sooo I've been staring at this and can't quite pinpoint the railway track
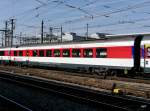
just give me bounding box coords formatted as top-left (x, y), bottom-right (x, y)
top-left (1, 65), bottom-right (150, 84)
top-left (0, 94), bottom-right (32, 111)
top-left (0, 70), bottom-right (149, 111)
top-left (60, 67), bottom-right (150, 82)
top-left (20, 66), bottom-right (150, 83)
top-left (0, 65), bottom-right (150, 98)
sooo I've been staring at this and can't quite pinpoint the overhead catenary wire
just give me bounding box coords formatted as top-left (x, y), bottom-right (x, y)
top-left (14, 0), bottom-right (113, 23)
top-left (44, 0), bottom-right (127, 23)
top-left (70, 16), bottom-right (150, 31)
top-left (34, 0), bottom-right (47, 5)
top-left (10, 0), bottom-right (58, 20)
top-left (12, 0), bottom-right (130, 24)
top-left (58, 1), bottom-right (150, 25)
top-left (3, 0), bottom-right (150, 38)
top-left (51, 0), bottom-right (93, 18)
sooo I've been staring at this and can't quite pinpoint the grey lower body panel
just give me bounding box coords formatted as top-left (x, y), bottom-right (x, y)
top-left (26, 61), bottom-right (132, 70)
top-left (0, 60), bottom-right (133, 71)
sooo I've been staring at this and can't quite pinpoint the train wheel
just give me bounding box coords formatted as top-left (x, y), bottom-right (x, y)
top-left (88, 67), bottom-right (94, 74)
top-left (110, 71), bottom-right (117, 76)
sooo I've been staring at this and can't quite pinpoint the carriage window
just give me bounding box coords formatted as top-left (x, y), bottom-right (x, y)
top-left (39, 50), bottom-right (44, 57)
top-left (96, 48), bottom-right (107, 58)
top-left (14, 51), bottom-right (17, 56)
top-left (19, 51), bottom-right (23, 56)
top-left (147, 47), bottom-right (150, 57)
top-left (54, 49), bottom-right (60, 57)
top-left (83, 49), bottom-right (93, 58)
top-left (33, 50), bottom-right (38, 57)
top-left (0, 51), bottom-right (4, 56)
top-left (63, 49), bottom-right (70, 57)
top-left (72, 49), bottom-right (81, 57)
top-left (46, 50), bottom-right (52, 57)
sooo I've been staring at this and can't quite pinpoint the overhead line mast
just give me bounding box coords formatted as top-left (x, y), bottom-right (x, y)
top-left (41, 20), bottom-right (44, 44)
top-left (11, 19), bottom-right (15, 47)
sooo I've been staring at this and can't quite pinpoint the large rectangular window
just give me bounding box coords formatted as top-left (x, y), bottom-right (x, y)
top-left (0, 51), bottom-right (4, 56)
top-left (83, 49), bottom-right (93, 58)
top-left (33, 50), bottom-right (38, 57)
top-left (72, 49), bottom-right (81, 57)
top-left (63, 49), bottom-right (70, 57)
top-left (14, 51), bottom-right (18, 56)
top-left (147, 47), bottom-right (150, 57)
top-left (19, 51), bottom-right (23, 56)
top-left (39, 50), bottom-right (44, 57)
top-left (46, 50), bottom-right (52, 57)
top-left (96, 48), bottom-right (107, 58)
top-left (54, 49), bottom-right (60, 57)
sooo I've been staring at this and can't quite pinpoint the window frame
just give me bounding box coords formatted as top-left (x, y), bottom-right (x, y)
top-left (62, 49), bottom-right (70, 57)
top-left (54, 49), bottom-right (60, 57)
top-left (39, 50), bottom-right (45, 57)
top-left (83, 48), bottom-right (93, 58)
top-left (33, 50), bottom-right (38, 57)
top-left (46, 49), bottom-right (52, 57)
top-left (14, 51), bottom-right (18, 56)
top-left (0, 51), bottom-right (4, 56)
top-left (19, 50), bottom-right (23, 56)
top-left (96, 48), bottom-right (107, 58)
top-left (72, 49), bottom-right (81, 57)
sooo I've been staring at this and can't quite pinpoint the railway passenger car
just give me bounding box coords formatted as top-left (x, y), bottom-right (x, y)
top-left (0, 34), bottom-right (150, 76)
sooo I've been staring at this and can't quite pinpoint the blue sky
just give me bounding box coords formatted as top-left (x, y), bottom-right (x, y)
top-left (0, 0), bottom-right (150, 36)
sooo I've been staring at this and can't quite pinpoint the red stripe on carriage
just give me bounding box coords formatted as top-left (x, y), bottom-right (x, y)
top-left (107, 46), bottom-right (132, 58)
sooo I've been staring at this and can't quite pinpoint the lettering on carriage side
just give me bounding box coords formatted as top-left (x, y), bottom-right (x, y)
top-left (147, 47), bottom-right (150, 57)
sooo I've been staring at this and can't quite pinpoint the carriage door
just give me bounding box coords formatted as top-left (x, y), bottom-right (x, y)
top-left (143, 44), bottom-right (150, 72)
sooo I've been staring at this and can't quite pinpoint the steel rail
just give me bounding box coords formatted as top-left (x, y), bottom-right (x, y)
top-left (0, 70), bottom-right (149, 111)
top-left (0, 94), bottom-right (33, 111)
